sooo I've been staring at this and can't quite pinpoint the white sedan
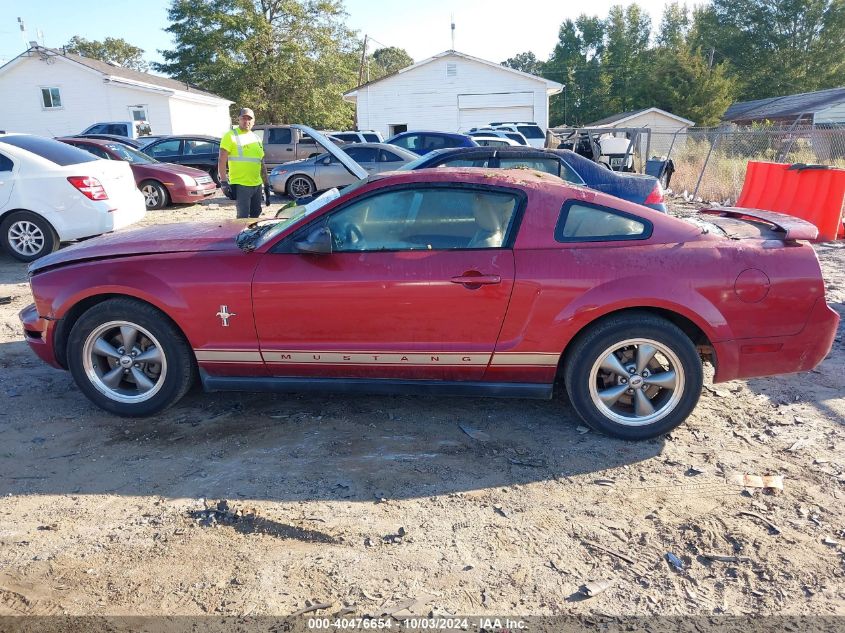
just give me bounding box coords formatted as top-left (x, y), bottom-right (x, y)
top-left (0, 134), bottom-right (146, 262)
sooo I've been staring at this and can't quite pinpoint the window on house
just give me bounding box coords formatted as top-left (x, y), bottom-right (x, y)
top-left (41, 87), bottom-right (62, 109)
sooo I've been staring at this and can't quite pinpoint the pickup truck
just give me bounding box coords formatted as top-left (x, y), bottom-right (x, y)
top-left (81, 121), bottom-right (152, 140)
top-left (252, 125), bottom-right (327, 170)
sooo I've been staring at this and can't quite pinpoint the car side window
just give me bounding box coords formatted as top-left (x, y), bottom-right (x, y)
top-left (147, 140), bottom-right (181, 156)
top-left (267, 128), bottom-right (292, 144)
top-left (363, 133), bottom-right (380, 142)
top-left (82, 145), bottom-right (112, 160)
top-left (559, 160), bottom-right (584, 184)
top-left (323, 187), bottom-right (519, 252)
top-left (555, 202), bottom-right (650, 242)
top-left (300, 133), bottom-right (317, 145)
top-left (498, 157), bottom-right (559, 176)
top-left (334, 133), bottom-right (358, 143)
top-left (345, 147), bottom-right (378, 163)
top-left (0, 152), bottom-right (13, 172)
top-left (391, 134), bottom-right (420, 150)
top-left (379, 150), bottom-right (404, 162)
top-left (438, 157), bottom-right (490, 168)
top-left (185, 140), bottom-right (217, 155)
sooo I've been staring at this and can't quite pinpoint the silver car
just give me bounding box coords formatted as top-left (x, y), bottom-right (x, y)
top-left (269, 142), bottom-right (418, 198)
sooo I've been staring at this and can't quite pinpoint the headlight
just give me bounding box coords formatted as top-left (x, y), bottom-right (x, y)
top-left (182, 176), bottom-right (197, 186)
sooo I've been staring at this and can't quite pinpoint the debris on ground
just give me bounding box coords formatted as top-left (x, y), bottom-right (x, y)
top-left (665, 552), bottom-right (685, 572)
top-left (738, 511), bottom-right (782, 535)
top-left (579, 579), bottom-right (614, 598)
top-left (729, 473), bottom-right (784, 493)
top-left (458, 423), bottom-right (491, 442)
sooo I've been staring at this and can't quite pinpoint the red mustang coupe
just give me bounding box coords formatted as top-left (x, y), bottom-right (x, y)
top-left (20, 136), bottom-right (838, 439)
top-left (57, 137), bottom-right (216, 210)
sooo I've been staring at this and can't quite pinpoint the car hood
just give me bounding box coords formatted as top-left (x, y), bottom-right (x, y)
top-left (29, 220), bottom-right (246, 273)
top-left (136, 162), bottom-right (209, 178)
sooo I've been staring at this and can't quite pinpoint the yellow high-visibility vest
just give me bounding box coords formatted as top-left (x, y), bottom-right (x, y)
top-left (221, 128), bottom-right (264, 186)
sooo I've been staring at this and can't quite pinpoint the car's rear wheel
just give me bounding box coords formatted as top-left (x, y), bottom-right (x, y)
top-left (140, 180), bottom-right (169, 210)
top-left (563, 313), bottom-right (703, 440)
top-left (1, 211), bottom-right (58, 262)
top-left (67, 298), bottom-right (195, 416)
top-left (286, 175), bottom-right (315, 199)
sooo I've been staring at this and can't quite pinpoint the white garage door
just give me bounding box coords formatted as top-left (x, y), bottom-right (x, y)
top-left (457, 92), bottom-right (535, 132)
top-left (458, 106), bottom-right (535, 132)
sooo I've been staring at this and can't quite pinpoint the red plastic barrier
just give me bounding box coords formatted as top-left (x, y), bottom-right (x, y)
top-left (736, 161), bottom-right (845, 241)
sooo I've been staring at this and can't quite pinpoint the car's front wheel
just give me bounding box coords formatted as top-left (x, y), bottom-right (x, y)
top-left (140, 180), bottom-right (170, 210)
top-left (67, 298), bottom-right (195, 416)
top-left (0, 211), bottom-right (58, 262)
top-left (563, 313), bottom-right (703, 439)
top-left (286, 175), bottom-right (315, 199)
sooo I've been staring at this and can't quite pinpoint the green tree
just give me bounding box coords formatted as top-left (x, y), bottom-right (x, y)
top-left (692, 0), bottom-right (845, 99)
top-left (64, 36), bottom-right (149, 72)
top-left (154, 0), bottom-right (359, 129)
top-left (656, 2), bottom-right (690, 48)
top-left (602, 4), bottom-right (652, 114)
top-left (642, 45), bottom-right (736, 125)
top-left (368, 46), bottom-right (413, 80)
top-left (501, 51), bottom-right (544, 75)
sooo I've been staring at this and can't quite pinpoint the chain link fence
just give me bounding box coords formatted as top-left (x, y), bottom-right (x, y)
top-left (651, 125), bottom-right (845, 204)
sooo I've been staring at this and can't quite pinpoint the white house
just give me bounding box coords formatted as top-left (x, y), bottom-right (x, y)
top-left (586, 107), bottom-right (695, 157)
top-left (343, 50), bottom-right (562, 137)
top-left (0, 46), bottom-right (233, 138)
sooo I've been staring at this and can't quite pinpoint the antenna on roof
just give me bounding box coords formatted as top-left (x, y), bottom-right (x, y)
top-left (450, 14), bottom-right (455, 50)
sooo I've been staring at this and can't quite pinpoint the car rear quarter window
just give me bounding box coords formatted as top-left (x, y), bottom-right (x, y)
top-left (363, 133), bottom-right (380, 142)
top-left (0, 135), bottom-right (97, 166)
top-left (323, 186), bottom-right (521, 252)
top-left (517, 125), bottom-right (545, 139)
top-left (0, 152), bottom-right (13, 171)
top-left (555, 201), bottom-right (651, 242)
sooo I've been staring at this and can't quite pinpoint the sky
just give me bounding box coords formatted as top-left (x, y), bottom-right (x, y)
top-left (1, 0), bottom-right (692, 68)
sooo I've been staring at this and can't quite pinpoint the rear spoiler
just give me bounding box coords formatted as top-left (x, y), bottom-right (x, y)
top-left (699, 207), bottom-right (819, 241)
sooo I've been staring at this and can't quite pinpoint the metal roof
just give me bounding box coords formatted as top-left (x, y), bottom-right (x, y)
top-left (722, 87), bottom-right (845, 122)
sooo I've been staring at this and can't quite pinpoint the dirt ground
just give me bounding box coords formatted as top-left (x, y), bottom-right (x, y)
top-left (0, 192), bottom-right (843, 619)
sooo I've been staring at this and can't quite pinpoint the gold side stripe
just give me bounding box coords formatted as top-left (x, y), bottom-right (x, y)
top-left (262, 352), bottom-right (490, 365)
top-left (489, 353), bottom-right (560, 367)
top-left (195, 350), bottom-right (263, 362)
top-left (194, 350), bottom-right (560, 367)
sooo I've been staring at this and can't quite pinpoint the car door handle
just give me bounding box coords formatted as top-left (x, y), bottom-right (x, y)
top-left (450, 274), bottom-right (501, 286)
top-left (285, 148), bottom-right (293, 151)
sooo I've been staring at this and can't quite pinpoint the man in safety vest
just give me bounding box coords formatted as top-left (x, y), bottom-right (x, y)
top-left (218, 107), bottom-right (269, 219)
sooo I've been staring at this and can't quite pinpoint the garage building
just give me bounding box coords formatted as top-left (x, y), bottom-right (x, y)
top-left (343, 50), bottom-right (562, 138)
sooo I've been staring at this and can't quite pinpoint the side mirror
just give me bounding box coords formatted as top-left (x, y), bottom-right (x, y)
top-left (320, 156), bottom-right (331, 165)
top-left (294, 227), bottom-right (332, 254)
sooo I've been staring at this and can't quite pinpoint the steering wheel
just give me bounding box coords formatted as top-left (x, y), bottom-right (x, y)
top-left (335, 222), bottom-right (365, 250)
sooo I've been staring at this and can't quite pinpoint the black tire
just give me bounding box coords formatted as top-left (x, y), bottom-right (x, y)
top-left (66, 298), bottom-right (195, 417)
top-left (140, 180), bottom-right (170, 210)
top-left (0, 211), bottom-right (58, 262)
top-left (208, 167), bottom-right (220, 185)
top-left (563, 312), bottom-right (703, 440)
top-left (286, 175), bottom-right (315, 199)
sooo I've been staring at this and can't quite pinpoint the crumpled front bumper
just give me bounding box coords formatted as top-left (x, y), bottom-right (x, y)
top-left (19, 303), bottom-right (63, 369)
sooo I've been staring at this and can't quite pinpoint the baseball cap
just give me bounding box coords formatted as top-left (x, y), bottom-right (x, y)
top-left (238, 108), bottom-right (255, 119)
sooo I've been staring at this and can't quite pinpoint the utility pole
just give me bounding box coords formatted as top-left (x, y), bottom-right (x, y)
top-left (358, 34), bottom-right (368, 87)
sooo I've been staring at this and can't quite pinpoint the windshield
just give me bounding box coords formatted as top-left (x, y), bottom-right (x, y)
top-left (236, 187), bottom-right (347, 251)
top-left (397, 153), bottom-right (438, 171)
top-left (105, 143), bottom-right (158, 164)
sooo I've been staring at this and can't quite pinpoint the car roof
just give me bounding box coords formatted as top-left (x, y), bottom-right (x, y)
top-left (57, 136), bottom-right (113, 146)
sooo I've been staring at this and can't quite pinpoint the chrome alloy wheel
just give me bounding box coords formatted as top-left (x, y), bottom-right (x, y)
top-left (588, 338), bottom-right (685, 427)
top-left (141, 183), bottom-right (162, 208)
top-left (288, 176), bottom-right (313, 198)
top-left (7, 219), bottom-right (45, 257)
top-left (81, 320), bottom-right (168, 404)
